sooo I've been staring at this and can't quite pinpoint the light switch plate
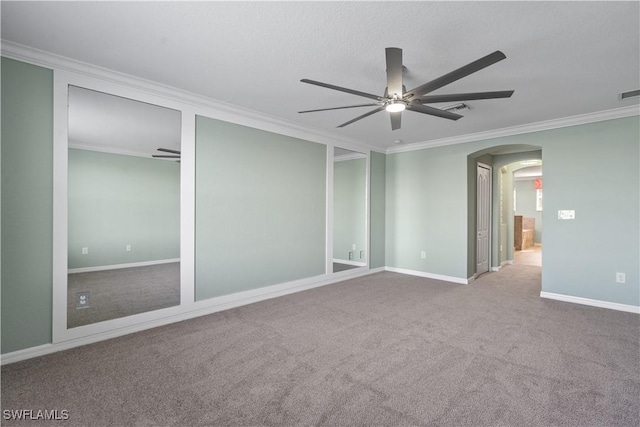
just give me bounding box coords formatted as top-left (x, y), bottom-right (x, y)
top-left (558, 210), bottom-right (575, 220)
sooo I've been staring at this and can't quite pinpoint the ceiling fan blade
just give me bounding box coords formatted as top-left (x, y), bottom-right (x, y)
top-left (152, 155), bottom-right (181, 158)
top-left (301, 79), bottom-right (382, 101)
top-left (157, 148), bottom-right (181, 154)
top-left (299, 103), bottom-right (380, 113)
top-left (416, 90), bottom-right (514, 104)
top-left (390, 111), bottom-right (402, 130)
top-left (407, 103), bottom-right (463, 121)
top-left (386, 47), bottom-right (404, 98)
top-left (405, 50), bottom-right (507, 98)
top-left (337, 106), bottom-right (385, 128)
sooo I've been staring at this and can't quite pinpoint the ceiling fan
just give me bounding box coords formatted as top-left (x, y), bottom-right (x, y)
top-left (299, 48), bottom-right (514, 130)
top-left (152, 148), bottom-right (181, 162)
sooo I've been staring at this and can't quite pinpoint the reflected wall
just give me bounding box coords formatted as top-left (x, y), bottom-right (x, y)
top-left (67, 86), bottom-right (181, 328)
top-left (333, 147), bottom-right (367, 272)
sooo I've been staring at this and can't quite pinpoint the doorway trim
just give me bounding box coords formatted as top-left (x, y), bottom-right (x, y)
top-left (476, 162), bottom-right (492, 276)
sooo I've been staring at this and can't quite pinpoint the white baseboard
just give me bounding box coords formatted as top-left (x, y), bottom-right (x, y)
top-left (11, 268), bottom-right (636, 365)
top-left (68, 258), bottom-right (180, 274)
top-left (540, 292), bottom-right (640, 314)
top-left (384, 267), bottom-right (469, 284)
top-left (491, 260), bottom-right (513, 272)
top-left (0, 267), bottom-right (378, 365)
top-left (332, 258), bottom-right (366, 267)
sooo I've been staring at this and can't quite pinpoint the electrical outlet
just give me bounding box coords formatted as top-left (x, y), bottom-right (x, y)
top-left (75, 291), bottom-right (90, 309)
top-left (616, 272), bottom-right (626, 283)
top-left (352, 244), bottom-right (356, 250)
top-left (420, 251), bottom-right (426, 259)
top-left (126, 245), bottom-right (131, 251)
top-left (348, 251), bottom-right (353, 260)
top-left (81, 247), bottom-right (89, 255)
top-left (360, 250), bottom-right (364, 259)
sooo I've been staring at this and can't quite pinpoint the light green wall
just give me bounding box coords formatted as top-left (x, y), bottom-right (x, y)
top-left (68, 149), bottom-right (180, 269)
top-left (1, 58), bottom-right (53, 353)
top-left (333, 157), bottom-right (366, 261)
top-left (386, 117), bottom-right (639, 307)
top-left (501, 163), bottom-right (521, 262)
top-left (514, 179), bottom-right (543, 242)
top-left (195, 116), bottom-right (326, 300)
top-left (386, 145), bottom-right (468, 277)
top-left (370, 151), bottom-right (386, 268)
top-left (541, 119), bottom-right (638, 305)
top-left (2, 55), bottom-right (638, 355)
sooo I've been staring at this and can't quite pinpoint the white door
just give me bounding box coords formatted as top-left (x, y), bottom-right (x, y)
top-left (476, 164), bottom-right (492, 275)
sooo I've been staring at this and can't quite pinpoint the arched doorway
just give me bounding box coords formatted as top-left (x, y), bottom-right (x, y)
top-left (467, 144), bottom-right (543, 279)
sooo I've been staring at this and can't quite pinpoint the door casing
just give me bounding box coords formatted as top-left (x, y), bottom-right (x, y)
top-left (476, 163), bottom-right (492, 275)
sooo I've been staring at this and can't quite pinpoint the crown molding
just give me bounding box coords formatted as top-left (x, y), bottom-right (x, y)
top-left (1, 40), bottom-right (375, 153)
top-left (334, 152), bottom-right (367, 162)
top-left (386, 105), bottom-right (639, 154)
top-left (68, 143), bottom-right (163, 159)
top-left (5, 40), bottom-right (637, 158)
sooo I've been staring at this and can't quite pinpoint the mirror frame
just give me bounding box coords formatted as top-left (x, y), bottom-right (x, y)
top-left (52, 70), bottom-right (196, 343)
top-left (52, 70), bottom-right (372, 346)
top-left (326, 145), bottom-right (371, 276)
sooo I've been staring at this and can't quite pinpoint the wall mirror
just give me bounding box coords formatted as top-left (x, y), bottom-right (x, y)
top-left (333, 147), bottom-right (367, 273)
top-left (67, 86), bottom-right (182, 328)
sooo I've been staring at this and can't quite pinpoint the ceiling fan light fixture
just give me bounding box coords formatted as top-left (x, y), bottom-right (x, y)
top-left (385, 100), bottom-right (406, 112)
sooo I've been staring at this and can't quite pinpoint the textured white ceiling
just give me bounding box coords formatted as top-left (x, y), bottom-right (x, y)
top-left (2, 1), bottom-right (639, 151)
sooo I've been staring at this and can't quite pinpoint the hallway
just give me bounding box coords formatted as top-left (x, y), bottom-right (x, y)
top-left (514, 244), bottom-right (542, 266)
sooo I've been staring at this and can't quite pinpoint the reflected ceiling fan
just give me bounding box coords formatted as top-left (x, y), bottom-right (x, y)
top-left (299, 48), bottom-right (514, 130)
top-left (152, 148), bottom-right (181, 162)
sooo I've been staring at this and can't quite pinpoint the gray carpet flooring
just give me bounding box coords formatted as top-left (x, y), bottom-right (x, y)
top-left (3, 265), bottom-right (639, 426)
top-left (67, 263), bottom-right (180, 328)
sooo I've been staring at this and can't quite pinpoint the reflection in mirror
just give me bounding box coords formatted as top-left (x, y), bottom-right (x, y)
top-left (333, 147), bottom-right (367, 273)
top-left (67, 86), bottom-right (181, 328)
